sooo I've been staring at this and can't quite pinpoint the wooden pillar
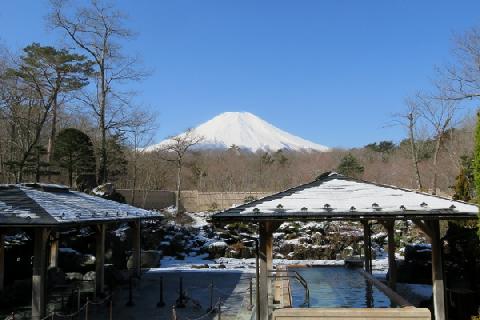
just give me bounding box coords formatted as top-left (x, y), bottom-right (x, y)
top-left (429, 220), bottom-right (446, 320)
top-left (49, 232), bottom-right (59, 268)
top-left (0, 231), bottom-right (4, 292)
top-left (132, 220), bottom-right (141, 277)
top-left (385, 221), bottom-right (397, 290)
top-left (259, 222), bottom-right (273, 320)
top-left (95, 224), bottom-right (106, 295)
top-left (363, 221), bottom-right (372, 273)
top-left (32, 228), bottom-right (49, 320)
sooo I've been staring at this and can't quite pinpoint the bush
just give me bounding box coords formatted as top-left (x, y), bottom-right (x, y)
top-left (243, 195), bottom-right (257, 203)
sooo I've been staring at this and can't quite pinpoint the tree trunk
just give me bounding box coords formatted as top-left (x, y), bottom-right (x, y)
top-left (408, 113), bottom-right (423, 190)
top-left (98, 64), bottom-right (108, 185)
top-left (68, 154), bottom-right (73, 187)
top-left (131, 138), bottom-right (138, 205)
top-left (176, 162), bottom-right (182, 214)
top-left (47, 98), bottom-right (57, 164)
top-left (432, 136), bottom-right (442, 195)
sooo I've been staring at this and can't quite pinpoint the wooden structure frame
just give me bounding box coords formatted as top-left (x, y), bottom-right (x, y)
top-left (0, 183), bottom-right (163, 320)
top-left (212, 172), bottom-right (479, 320)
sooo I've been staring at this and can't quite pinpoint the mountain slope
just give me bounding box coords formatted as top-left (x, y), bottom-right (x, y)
top-left (146, 112), bottom-right (329, 152)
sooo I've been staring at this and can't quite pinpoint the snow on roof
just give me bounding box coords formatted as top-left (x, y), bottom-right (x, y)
top-left (213, 172), bottom-right (479, 221)
top-left (0, 184), bottom-right (163, 226)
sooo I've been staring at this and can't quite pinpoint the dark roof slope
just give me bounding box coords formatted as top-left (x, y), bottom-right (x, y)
top-left (0, 184), bottom-right (162, 226)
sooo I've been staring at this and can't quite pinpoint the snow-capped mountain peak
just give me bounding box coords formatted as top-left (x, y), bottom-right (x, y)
top-left (145, 112), bottom-right (329, 152)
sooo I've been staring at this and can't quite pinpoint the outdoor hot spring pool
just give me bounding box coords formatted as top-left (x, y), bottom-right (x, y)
top-left (290, 267), bottom-right (396, 308)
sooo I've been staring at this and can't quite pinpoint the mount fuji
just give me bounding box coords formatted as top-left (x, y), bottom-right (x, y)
top-left (145, 112), bottom-right (329, 152)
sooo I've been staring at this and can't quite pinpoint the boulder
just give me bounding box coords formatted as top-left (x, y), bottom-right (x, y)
top-left (65, 272), bottom-right (83, 281)
top-left (81, 254), bottom-right (96, 266)
top-left (126, 250), bottom-right (163, 269)
top-left (47, 267), bottom-right (66, 287)
top-left (404, 244), bottom-right (431, 262)
top-left (83, 271), bottom-right (96, 281)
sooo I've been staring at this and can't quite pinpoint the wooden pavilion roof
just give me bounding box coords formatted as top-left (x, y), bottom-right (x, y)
top-left (213, 172), bottom-right (479, 222)
top-left (0, 183), bottom-right (163, 227)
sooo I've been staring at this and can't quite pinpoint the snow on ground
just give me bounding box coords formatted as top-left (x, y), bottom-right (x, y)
top-left (187, 211), bottom-right (212, 228)
top-left (157, 255), bottom-right (346, 272)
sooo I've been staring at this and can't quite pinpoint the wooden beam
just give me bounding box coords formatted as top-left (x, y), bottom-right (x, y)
top-left (358, 269), bottom-right (412, 307)
top-left (95, 224), bottom-right (106, 296)
top-left (49, 232), bottom-right (59, 268)
top-left (259, 221), bottom-right (274, 320)
top-left (384, 221), bottom-right (397, 290)
top-left (32, 227), bottom-right (49, 320)
top-left (132, 220), bottom-right (141, 277)
top-left (362, 221), bottom-right (372, 273)
top-left (427, 220), bottom-right (446, 320)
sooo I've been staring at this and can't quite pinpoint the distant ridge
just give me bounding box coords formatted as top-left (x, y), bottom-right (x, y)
top-left (145, 112), bottom-right (329, 152)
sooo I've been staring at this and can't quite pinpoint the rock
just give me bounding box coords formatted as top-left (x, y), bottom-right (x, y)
top-left (65, 272), bottom-right (83, 281)
top-left (83, 271), bottom-right (96, 281)
top-left (218, 264), bottom-right (226, 269)
top-left (142, 250), bottom-right (162, 267)
top-left (126, 250), bottom-right (163, 269)
top-left (47, 267), bottom-right (66, 287)
top-left (81, 254), bottom-right (96, 266)
top-left (203, 240), bottom-right (228, 258)
top-left (404, 244), bottom-right (431, 262)
top-left (59, 248), bottom-right (83, 272)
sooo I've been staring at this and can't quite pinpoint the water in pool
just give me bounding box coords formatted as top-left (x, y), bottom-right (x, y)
top-left (290, 267), bottom-right (395, 308)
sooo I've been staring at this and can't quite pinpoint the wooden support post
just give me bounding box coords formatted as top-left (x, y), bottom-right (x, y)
top-left (32, 227), bottom-right (49, 320)
top-left (428, 220), bottom-right (446, 320)
top-left (259, 222), bottom-right (273, 320)
top-left (49, 232), bottom-right (59, 268)
top-left (0, 231), bottom-right (4, 292)
top-left (132, 220), bottom-right (141, 277)
top-left (362, 221), bottom-right (372, 273)
top-left (385, 221), bottom-right (397, 290)
top-left (95, 224), bottom-right (106, 296)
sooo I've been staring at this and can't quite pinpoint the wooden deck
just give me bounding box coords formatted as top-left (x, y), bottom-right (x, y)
top-left (272, 307), bottom-right (431, 320)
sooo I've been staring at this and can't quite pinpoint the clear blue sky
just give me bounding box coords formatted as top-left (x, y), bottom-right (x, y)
top-left (1, 1), bottom-right (479, 148)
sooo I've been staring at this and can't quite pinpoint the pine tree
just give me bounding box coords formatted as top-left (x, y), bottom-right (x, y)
top-left (337, 153), bottom-right (365, 178)
top-left (54, 128), bottom-right (96, 188)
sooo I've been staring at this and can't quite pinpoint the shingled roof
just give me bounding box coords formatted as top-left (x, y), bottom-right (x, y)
top-left (0, 183), bottom-right (162, 227)
top-left (213, 172), bottom-right (479, 222)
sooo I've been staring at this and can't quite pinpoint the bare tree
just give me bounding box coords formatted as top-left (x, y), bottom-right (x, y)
top-left (161, 129), bottom-right (203, 213)
top-left (50, 0), bottom-right (147, 184)
top-left (438, 26), bottom-right (480, 101)
top-left (122, 109), bottom-right (156, 205)
top-left (414, 92), bottom-right (461, 194)
top-left (392, 98), bottom-right (424, 190)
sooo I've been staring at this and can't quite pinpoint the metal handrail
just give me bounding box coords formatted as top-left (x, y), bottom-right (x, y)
top-left (293, 271), bottom-right (310, 307)
top-left (270, 270), bottom-right (310, 307)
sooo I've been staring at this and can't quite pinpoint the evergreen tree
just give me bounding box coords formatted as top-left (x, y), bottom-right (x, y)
top-left (105, 134), bottom-right (129, 183)
top-left (5, 146), bottom-right (57, 183)
top-left (337, 153), bottom-right (364, 178)
top-left (453, 155), bottom-right (474, 201)
top-left (53, 128), bottom-right (96, 187)
top-left (5, 43), bottom-right (92, 182)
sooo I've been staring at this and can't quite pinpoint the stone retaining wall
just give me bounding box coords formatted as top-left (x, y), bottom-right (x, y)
top-left (118, 189), bottom-right (272, 212)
